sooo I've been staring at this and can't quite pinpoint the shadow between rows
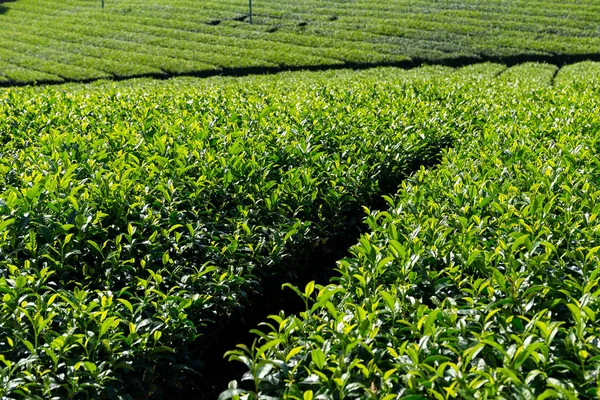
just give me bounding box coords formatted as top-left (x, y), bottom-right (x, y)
top-left (1, 52), bottom-right (600, 89)
top-left (0, 0), bottom-right (15, 15)
top-left (160, 136), bottom-right (453, 400)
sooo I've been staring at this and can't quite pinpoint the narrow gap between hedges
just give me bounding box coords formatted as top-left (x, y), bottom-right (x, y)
top-left (168, 138), bottom-right (453, 400)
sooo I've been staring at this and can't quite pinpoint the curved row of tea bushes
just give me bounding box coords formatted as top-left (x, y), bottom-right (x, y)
top-left (0, 66), bottom-right (467, 398)
top-left (223, 62), bottom-right (600, 399)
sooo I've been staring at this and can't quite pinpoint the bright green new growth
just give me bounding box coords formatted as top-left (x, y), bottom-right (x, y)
top-left (0, 1), bottom-right (599, 398)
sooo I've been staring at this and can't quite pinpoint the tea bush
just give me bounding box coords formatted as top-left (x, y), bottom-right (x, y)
top-left (223, 62), bottom-right (600, 399)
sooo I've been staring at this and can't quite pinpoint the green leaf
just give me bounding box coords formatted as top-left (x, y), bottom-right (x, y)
top-left (99, 317), bottom-right (119, 338)
top-left (166, 224), bottom-right (182, 234)
top-left (586, 246), bottom-right (600, 262)
top-left (150, 346), bottom-right (175, 354)
top-left (511, 234), bottom-right (530, 252)
top-left (380, 291), bottom-right (396, 311)
top-left (567, 303), bottom-right (582, 323)
top-left (21, 339), bottom-right (36, 354)
top-left (537, 389), bottom-right (560, 400)
top-left (66, 195), bottom-right (79, 211)
top-left (304, 281), bottom-right (315, 298)
top-left (423, 309), bottom-right (440, 335)
top-left (218, 388), bottom-right (248, 400)
top-left (286, 346), bottom-right (304, 362)
top-left (463, 343), bottom-right (486, 366)
top-left (422, 355), bottom-right (452, 365)
top-left (312, 286), bottom-right (344, 312)
top-left (389, 240), bottom-right (406, 259)
top-left (117, 298), bottom-right (133, 314)
top-left (311, 349), bottom-right (326, 369)
top-left (492, 269), bottom-right (506, 291)
top-left (0, 218), bottom-right (15, 231)
top-left (84, 361), bottom-right (97, 374)
top-left (514, 342), bottom-right (545, 369)
top-left (87, 240), bottom-right (103, 256)
top-left (257, 339), bottom-right (281, 358)
top-left (466, 250), bottom-right (482, 266)
top-left (282, 283), bottom-right (305, 300)
top-left (377, 256), bottom-right (394, 269)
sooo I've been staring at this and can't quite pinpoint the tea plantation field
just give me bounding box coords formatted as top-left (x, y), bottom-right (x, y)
top-left (1, 0), bottom-right (600, 85)
top-left (1, 60), bottom-right (600, 399)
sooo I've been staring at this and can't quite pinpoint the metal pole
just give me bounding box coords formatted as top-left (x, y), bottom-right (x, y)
top-left (249, 0), bottom-right (252, 23)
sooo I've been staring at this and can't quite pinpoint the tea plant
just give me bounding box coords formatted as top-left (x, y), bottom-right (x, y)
top-left (2, 61), bottom-right (599, 398)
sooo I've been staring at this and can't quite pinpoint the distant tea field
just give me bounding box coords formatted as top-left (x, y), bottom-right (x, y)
top-left (0, 0), bottom-right (600, 85)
